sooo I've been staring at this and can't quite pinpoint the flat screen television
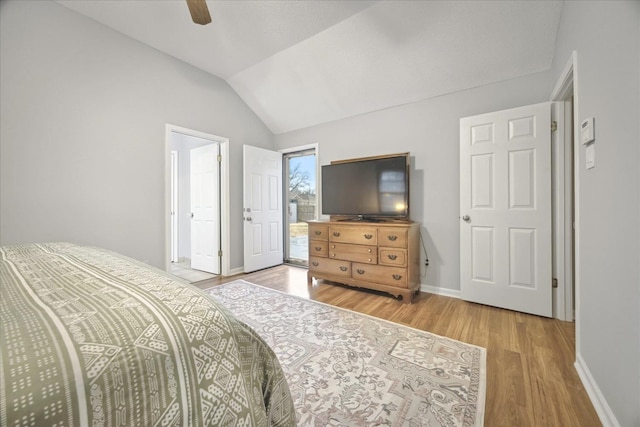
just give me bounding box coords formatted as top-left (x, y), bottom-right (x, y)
top-left (321, 153), bottom-right (410, 220)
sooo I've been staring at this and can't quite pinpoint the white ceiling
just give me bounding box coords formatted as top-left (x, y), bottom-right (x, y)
top-left (56, 0), bottom-right (563, 134)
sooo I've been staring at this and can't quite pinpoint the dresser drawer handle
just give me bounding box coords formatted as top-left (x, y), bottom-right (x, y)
top-left (392, 274), bottom-right (402, 280)
top-left (356, 269), bottom-right (365, 275)
top-left (340, 266), bottom-right (348, 272)
top-left (333, 232), bottom-right (341, 237)
top-left (314, 231), bottom-right (322, 235)
top-left (312, 262), bottom-right (319, 267)
top-left (387, 235), bottom-right (398, 241)
top-left (387, 254), bottom-right (398, 260)
top-left (364, 234), bottom-right (373, 239)
top-left (315, 246), bottom-right (322, 251)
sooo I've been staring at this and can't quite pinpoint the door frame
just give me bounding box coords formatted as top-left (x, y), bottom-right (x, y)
top-left (164, 124), bottom-right (230, 276)
top-left (550, 51), bottom-right (579, 322)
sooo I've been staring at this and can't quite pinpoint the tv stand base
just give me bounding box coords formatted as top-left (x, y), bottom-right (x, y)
top-left (338, 216), bottom-right (384, 223)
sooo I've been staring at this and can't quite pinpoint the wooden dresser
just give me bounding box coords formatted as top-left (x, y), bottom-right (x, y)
top-left (307, 220), bottom-right (420, 303)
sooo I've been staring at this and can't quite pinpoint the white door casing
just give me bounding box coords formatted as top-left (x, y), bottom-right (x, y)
top-left (460, 102), bottom-right (552, 317)
top-left (190, 144), bottom-right (220, 274)
top-left (243, 145), bottom-right (283, 273)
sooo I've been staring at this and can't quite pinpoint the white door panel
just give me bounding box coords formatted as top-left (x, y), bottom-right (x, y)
top-left (243, 145), bottom-right (283, 272)
top-left (190, 144), bottom-right (220, 274)
top-left (170, 151), bottom-right (179, 263)
top-left (460, 102), bottom-right (552, 317)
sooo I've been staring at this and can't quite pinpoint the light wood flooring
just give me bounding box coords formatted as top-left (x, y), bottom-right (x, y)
top-left (193, 264), bottom-right (601, 427)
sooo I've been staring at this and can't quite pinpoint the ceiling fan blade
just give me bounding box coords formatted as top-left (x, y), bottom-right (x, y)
top-left (186, 0), bottom-right (211, 25)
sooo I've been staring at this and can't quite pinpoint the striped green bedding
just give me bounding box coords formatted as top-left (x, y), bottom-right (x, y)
top-left (0, 243), bottom-right (295, 426)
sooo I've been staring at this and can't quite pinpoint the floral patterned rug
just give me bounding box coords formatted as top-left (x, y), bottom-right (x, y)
top-left (206, 280), bottom-right (486, 427)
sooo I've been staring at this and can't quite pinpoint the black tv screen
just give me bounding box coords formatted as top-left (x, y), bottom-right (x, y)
top-left (321, 154), bottom-right (409, 218)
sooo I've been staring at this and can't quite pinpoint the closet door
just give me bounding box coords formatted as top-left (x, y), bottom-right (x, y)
top-left (460, 102), bottom-right (552, 317)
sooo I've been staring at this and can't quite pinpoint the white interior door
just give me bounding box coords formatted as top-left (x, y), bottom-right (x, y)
top-left (190, 144), bottom-right (220, 274)
top-left (170, 150), bottom-right (179, 263)
top-left (460, 102), bottom-right (552, 317)
top-left (243, 145), bottom-right (283, 273)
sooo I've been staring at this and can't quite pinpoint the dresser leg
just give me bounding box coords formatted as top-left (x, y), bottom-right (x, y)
top-left (398, 289), bottom-right (414, 304)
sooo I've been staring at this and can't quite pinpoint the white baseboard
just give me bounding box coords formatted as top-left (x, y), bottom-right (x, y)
top-left (420, 284), bottom-right (461, 299)
top-left (227, 266), bottom-right (244, 276)
top-left (574, 352), bottom-right (619, 427)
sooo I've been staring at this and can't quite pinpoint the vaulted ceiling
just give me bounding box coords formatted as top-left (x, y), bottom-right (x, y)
top-left (56, 0), bottom-right (563, 134)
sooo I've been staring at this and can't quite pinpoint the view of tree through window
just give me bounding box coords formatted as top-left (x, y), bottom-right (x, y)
top-left (289, 162), bottom-right (312, 193)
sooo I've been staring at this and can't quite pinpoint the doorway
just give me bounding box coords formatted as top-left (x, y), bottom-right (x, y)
top-left (281, 145), bottom-right (318, 266)
top-left (551, 52), bottom-right (578, 322)
top-left (164, 124), bottom-right (230, 278)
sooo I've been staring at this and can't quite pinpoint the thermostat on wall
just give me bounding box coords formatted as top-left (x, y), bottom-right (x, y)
top-left (581, 117), bottom-right (595, 145)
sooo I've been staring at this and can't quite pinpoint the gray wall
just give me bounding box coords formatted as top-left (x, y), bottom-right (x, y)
top-left (0, 0), bottom-right (274, 269)
top-left (551, 2), bottom-right (639, 425)
top-left (275, 71), bottom-right (552, 293)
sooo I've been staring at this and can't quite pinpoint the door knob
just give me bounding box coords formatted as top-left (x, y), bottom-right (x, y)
top-left (462, 215), bottom-right (470, 222)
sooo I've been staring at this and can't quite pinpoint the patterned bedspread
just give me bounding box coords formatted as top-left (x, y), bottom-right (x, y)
top-left (0, 243), bottom-right (295, 427)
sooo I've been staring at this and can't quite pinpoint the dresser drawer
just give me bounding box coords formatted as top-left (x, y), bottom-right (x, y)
top-left (329, 226), bottom-right (378, 245)
top-left (309, 256), bottom-right (351, 277)
top-left (329, 243), bottom-right (377, 264)
top-left (352, 263), bottom-right (408, 288)
top-left (378, 228), bottom-right (408, 248)
top-left (379, 248), bottom-right (407, 267)
top-left (309, 240), bottom-right (328, 257)
top-left (309, 223), bottom-right (329, 240)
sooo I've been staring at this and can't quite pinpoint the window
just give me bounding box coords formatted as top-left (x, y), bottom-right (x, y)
top-left (283, 148), bottom-right (317, 265)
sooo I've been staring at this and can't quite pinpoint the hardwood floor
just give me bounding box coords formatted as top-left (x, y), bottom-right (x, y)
top-left (193, 264), bottom-right (601, 427)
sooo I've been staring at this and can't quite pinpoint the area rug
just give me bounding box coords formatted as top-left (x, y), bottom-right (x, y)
top-left (206, 280), bottom-right (486, 427)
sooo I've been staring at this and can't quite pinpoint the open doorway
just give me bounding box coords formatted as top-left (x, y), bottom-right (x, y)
top-left (551, 52), bottom-right (578, 322)
top-left (281, 145), bottom-right (318, 266)
top-left (165, 124), bottom-right (230, 280)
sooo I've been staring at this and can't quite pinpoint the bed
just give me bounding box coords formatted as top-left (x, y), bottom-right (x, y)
top-left (0, 242), bottom-right (296, 426)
